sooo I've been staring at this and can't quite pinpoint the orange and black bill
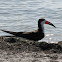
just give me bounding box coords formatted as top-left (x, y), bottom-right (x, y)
top-left (45, 21), bottom-right (56, 28)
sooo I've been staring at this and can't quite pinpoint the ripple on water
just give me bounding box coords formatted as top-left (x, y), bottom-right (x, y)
top-left (0, 0), bottom-right (62, 42)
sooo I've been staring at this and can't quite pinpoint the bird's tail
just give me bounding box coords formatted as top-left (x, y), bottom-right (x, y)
top-left (0, 29), bottom-right (23, 36)
top-left (0, 29), bottom-right (17, 35)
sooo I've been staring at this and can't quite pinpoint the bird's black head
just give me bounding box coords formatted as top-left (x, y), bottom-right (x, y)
top-left (38, 19), bottom-right (45, 23)
top-left (38, 18), bottom-right (56, 28)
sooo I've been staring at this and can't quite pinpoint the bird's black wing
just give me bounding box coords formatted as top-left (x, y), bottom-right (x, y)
top-left (1, 29), bottom-right (44, 41)
top-left (20, 31), bottom-right (44, 41)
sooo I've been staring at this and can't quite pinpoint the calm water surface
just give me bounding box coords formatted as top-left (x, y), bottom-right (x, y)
top-left (0, 0), bottom-right (62, 42)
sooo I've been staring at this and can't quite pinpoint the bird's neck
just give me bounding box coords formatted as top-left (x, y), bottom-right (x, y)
top-left (38, 24), bottom-right (44, 33)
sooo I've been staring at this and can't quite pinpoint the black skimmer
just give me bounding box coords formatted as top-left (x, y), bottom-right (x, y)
top-left (0, 19), bottom-right (56, 41)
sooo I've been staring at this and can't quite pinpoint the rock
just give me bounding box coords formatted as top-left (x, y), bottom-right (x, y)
top-left (58, 41), bottom-right (62, 46)
top-left (35, 42), bottom-right (62, 52)
top-left (4, 37), bottom-right (17, 43)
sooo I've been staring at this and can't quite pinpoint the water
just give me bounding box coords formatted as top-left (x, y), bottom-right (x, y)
top-left (0, 0), bottom-right (62, 43)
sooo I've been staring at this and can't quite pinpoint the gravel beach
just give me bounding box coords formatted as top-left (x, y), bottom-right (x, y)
top-left (0, 37), bottom-right (62, 62)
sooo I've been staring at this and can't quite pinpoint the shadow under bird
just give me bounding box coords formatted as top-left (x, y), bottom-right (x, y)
top-left (0, 19), bottom-right (56, 41)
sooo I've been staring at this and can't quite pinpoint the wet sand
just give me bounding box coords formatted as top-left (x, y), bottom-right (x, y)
top-left (0, 36), bottom-right (62, 62)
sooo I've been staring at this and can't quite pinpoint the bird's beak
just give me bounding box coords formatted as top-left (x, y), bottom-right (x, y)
top-left (45, 21), bottom-right (56, 28)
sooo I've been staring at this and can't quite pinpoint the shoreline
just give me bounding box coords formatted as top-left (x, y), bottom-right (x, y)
top-left (0, 36), bottom-right (62, 62)
top-left (0, 36), bottom-right (62, 53)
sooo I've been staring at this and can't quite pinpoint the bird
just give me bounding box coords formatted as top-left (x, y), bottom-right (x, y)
top-left (0, 18), bottom-right (56, 41)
